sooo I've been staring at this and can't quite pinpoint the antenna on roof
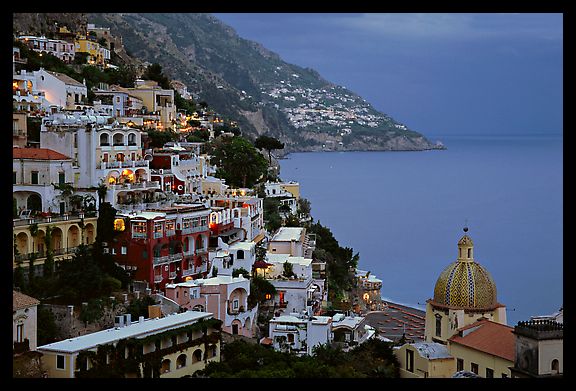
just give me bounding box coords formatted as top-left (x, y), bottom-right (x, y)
top-left (463, 218), bottom-right (469, 233)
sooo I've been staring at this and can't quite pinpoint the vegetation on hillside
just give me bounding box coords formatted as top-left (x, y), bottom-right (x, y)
top-left (197, 339), bottom-right (399, 378)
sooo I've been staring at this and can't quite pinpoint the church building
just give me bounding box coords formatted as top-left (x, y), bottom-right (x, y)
top-left (395, 228), bottom-right (516, 378)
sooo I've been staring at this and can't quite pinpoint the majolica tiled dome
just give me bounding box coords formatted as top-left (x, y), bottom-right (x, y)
top-left (433, 229), bottom-right (498, 309)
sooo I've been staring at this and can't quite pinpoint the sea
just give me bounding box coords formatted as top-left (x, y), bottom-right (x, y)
top-left (279, 134), bottom-right (563, 326)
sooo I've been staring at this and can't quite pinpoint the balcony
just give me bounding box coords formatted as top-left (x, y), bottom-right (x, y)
top-left (180, 225), bottom-right (208, 235)
top-left (154, 275), bottom-right (163, 283)
top-left (109, 181), bottom-right (160, 191)
top-left (182, 268), bottom-right (195, 277)
top-left (152, 253), bottom-right (183, 265)
top-left (169, 271), bottom-right (177, 280)
top-left (100, 160), bottom-right (149, 170)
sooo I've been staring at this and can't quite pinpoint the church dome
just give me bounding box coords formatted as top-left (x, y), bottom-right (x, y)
top-left (432, 229), bottom-right (498, 309)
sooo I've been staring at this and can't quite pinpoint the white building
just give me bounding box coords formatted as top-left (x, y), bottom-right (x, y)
top-left (268, 226), bottom-right (314, 258)
top-left (13, 147), bottom-right (75, 214)
top-left (331, 313), bottom-right (376, 350)
top-left (259, 253), bottom-right (320, 315)
top-left (13, 290), bottom-right (40, 353)
top-left (39, 112), bottom-right (156, 210)
top-left (268, 313), bottom-right (332, 356)
top-left (12, 69), bottom-right (48, 113)
top-left (210, 240), bottom-right (256, 277)
top-left (18, 35), bottom-right (75, 63)
top-left (34, 68), bottom-right (89, 111)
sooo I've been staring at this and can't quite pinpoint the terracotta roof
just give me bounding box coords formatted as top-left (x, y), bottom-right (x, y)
top-left (13, 290), bottom-right (40, 310)
top-left (448, 319), bottom-right (515, 362)
top-left (13, 147), bottom-right (71, 160)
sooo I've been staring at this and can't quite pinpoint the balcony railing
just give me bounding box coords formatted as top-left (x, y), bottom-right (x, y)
top-left (180, 225), bottom-right (208, 235)
top-left (109, 181), bottom-right (160, 191)
top-left (154, 275), bottom-right (163, 283)
top-left (169, 271), bottom-right (177, 279)
top-left (13, 245), bottom-right (88, 262)
top-left (152, 253), bottom-right (183, 265)
top-left (13, 339), bottom-right (30, 355)
top-left (100, 160), bottom-right (149, 170)
top-left (13, 211), bottom-right (96, 227)
top-left (182, 268), bottom-right (195, 277)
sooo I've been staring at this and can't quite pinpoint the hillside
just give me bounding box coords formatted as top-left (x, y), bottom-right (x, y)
top-left (14, 13), bottom-right (444, 153)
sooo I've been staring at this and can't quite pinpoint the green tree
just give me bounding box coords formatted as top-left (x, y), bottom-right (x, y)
top-left (282, 261), bottom-right (295, 278)
top-left (254, 135), bottom-right (285, 164)
top-left (248, 275), bottom-right (276, 309)
top-left (142, 63), bottom-right (171, 89)
top-left (37, 305), bottom-right (59, 346)
top-left (145, 129), bottom-right (179, 148)
top-left (208, 136), bottom-right (268, 188)
top-left (232, 267), bottom-right (250, 278)
top-left (13, 234), bottom-right (26, 290)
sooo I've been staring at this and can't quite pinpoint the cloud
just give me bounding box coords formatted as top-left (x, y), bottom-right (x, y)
top-left (319, 13), bottom-right (563, 42)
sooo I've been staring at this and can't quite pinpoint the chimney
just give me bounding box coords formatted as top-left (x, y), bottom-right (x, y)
top-left (125, 313), bottom-right (132, 326)
top-left (139, 316), bottom-right (145, 324)
top-left (115, 315), bottom-right (124, 328)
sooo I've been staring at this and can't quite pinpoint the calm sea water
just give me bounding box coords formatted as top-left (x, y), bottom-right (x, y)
top-left (279, 134), bottom-right (563, 326)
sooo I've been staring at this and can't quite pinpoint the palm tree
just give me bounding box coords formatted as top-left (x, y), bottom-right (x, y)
top-left (28, 222), bottom-right (39, 285)
top-left (43, 225), bottom-right (54, 277)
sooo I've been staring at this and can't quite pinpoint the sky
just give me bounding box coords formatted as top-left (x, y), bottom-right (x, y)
top-left (213, 13), bottom-right (563, 139)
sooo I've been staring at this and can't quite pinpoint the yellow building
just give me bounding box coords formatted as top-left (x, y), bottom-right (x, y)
top-left (396, 342), bottom-right (455, 378)
top-left (395, 228), bottom-right (515, 378)
top-left (37, 311), bottom-right (221, 378)
top-left (74, 38), bottom-right (109, 66)
top-left (13, 214), bottom-right (98, 272)
top-left (127, 80), bottom-right (176, 130)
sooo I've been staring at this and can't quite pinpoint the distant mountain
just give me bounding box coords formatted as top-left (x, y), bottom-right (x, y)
top-left (15, 12), bottom-right (444, 153)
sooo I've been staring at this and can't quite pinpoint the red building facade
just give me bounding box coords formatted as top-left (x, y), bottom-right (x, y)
top-left (111, 204), bottom-right (211, 292)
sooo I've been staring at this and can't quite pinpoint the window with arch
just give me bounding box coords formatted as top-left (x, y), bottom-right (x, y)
top-left (192, 349), bottom-right (203, 363)
top-left (435, 314), bottom-right (442, 337)
top-left (161, 359), bottom-right (171, 373)
top-left (176, 354), bottom-right (187, 369)
top-left (237, 250), bottom-right (245, 260)
top-left (467, 248), bottom-right (472, 258)
top-left (100, 133), bottom-right (109, 146)
top-left (112, 133), bottom-right (124, 146)
top-left (551, 359), bottom-right (559, 374)
top-left (128, 132), bottom-right (137, 146)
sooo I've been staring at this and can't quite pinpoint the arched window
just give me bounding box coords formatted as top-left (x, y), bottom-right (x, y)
top-left (435, 314), bottom-right (442, 337)
top-left (176, 354), bottom-right (187, 369)
top-left (113, 133), bottom-right (124, 146)
top-left (161, 359), bottom-right (171, 373)
top-left (128, 132), bottom-right (137, 146)
top-left (100, 133), bottom-right (109, 146)
top-left (237, 250), bottom-right (244, 260)
top-left (467, 248), bottom-right (472, 258)
top-left (551, 359), bottom-right (559, 374)
top-left (192, 349), bottom-right (202, 363)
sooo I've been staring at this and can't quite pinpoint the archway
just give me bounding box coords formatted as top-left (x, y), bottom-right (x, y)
top-left (84, 223), bottom-right (95, 245)
top-left (26, 193), bottom-right (42, 212)
top-left (67, 225), bottom-right (80, 248)
top-left (15, 232), bottom-right (29, 256)
top-left (176, 354), bottom-right (187, 369)
top-left (50, 227), bottom-right (63, 253)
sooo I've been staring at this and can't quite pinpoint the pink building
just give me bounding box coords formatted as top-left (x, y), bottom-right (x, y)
top-left (165, 275), bottom-right (257, 338)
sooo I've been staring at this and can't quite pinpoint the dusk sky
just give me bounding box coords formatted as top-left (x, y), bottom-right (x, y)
top-left (213, 13), bottom-right (563, 139)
